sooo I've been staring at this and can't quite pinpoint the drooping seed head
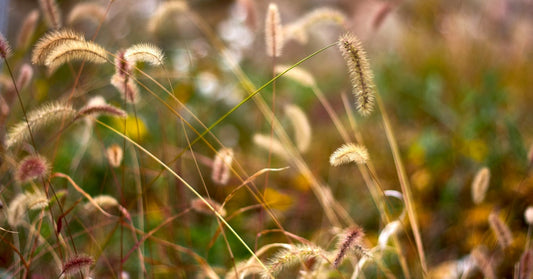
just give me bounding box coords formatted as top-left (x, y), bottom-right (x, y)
top-left (67, 2), bottom-right (106, 25)
top-left (329, 143), bottom-right (369, 166)
top-left (26, 190), bottom-right (49, 210)
top-left (274, 65), bottom-right (316, 87)
top-left (124, 43), bottom-right (165, 66)
top-left (16, 64), bottom-right (34, 91)
top-left (15, 155), bottom-right (51, 183)
top-left (32, 29), bottom-right (85, 65)
top-left (61, 254), bottom-right (94, 276)
top-left (111, 73), bottom-right (140, 104)
top-left (338, 33), bottom-right (375, 116)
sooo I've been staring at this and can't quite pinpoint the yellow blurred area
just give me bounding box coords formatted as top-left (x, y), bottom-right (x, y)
top-left (111, 115), bottom-right (148, 139)
top-left (462, 139), bottom-right (488, 162)
top-left (264, 188), bottom-right (293, 211)
top-left (465, 205), bottom-right (492, 226)
top-left (291, 173), bottom-right (311, 191)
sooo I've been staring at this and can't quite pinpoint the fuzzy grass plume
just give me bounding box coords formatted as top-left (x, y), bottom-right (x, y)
top-left (274, 64), bottom-right (316, 87)
top-left (488, 212), bottom-right (513, 249)
top-left (212, 147), bottom-right (234, 185)
top-left (338, 33), bottom-right (375, 116)
top-left (262, 244), bottom-right (325, 278)
top-left (111, 73), bottom-right (140, 103)
top-left (0, 32), bottom-right (12, 59)
top-left (15, 154), bottom-right (51, 183)
top-left (67, 2), bottom-right (107, 25)
top-left (38, 0), bottom-right (62, 30)
top-left (44, 40), bottom-right (108, 71)
top-left (106, 144), bottom-right (124, 168)
top-left (124, 43), bottom-right (165, 66)
top-left (60, 254), bottom-right (94, 276)
top-left (6, 102), bottom-right (76, 148)
top-left (32, 29), bottom-right (85, 64)
top-left (148, 1), bottom-right (189, 33)
top-left (471, 167), bottom-right (490, 204)
top-left (16, 10), bottom-right (40, 50)
top-left (265, 3), bottom-right (283, 57)
top-left (253, 133), bottom-right (289, 160)
top-left (329, 143), bottom-right (369, 166)
top-left (285, 104), bottom-right (311, 152)
top-left (284, 7), bottom-right (346, 44)
top-left (191, 197), bottom-right (226, 217)
top-left (334, 226), bottom-right (367, 268)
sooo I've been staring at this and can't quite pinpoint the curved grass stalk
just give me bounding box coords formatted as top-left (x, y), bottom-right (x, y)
top-left (94, 119), bottom-right (273, 278)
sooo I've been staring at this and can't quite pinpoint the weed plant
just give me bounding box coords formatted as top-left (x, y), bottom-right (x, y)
top-left (0, 0), bottom-right (532, 278)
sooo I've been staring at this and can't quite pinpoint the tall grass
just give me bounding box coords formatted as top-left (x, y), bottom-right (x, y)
top-left (0, 0), bottom-right (532, 278)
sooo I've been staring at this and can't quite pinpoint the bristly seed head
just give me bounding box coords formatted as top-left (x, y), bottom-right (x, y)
top-left (212, 148), bottom-right (234, 185)
top-left (471, 167), bottom-right (490, 205)
top-left (334, 226), bottom-right (367, 268)
top-left (0, 32), bottom-right (12, 59)
top-left (15, 154), bottom-right (51, 183)
top-left (488, 212), bottom-right (513, 249)
top-left (338, 33), bottom-right (375, 117)
top-left (191, 197), bottom-right (226, 217)
top-left (61, 254), bottom-right (94, 276)
top-left (329, 143), bottom-right (369, 166)
top-left (106, 144), bottom-right (123, 168)
top-left (265, 3), bottom-right (283, 57)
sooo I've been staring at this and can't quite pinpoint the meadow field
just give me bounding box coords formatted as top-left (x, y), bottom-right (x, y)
top-left (0, 0), bottom-right (532, 278)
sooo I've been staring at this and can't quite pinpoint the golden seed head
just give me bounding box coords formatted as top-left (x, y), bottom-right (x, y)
top-left (329, 143), bottom-right (369, 166)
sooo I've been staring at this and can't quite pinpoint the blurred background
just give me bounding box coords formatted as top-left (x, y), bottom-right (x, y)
top-left (2, 0), bottom-right (533, 277)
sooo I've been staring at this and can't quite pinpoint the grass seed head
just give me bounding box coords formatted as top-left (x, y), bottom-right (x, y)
top-left (525, 206), bottom-right (533, 225)
top-left (334, 226), bottom-right (367, 268)
top-left (15, 154), bottom-right (51, 183)
top-left (0, 32), bottom-right (12, 59)
top-left (67, 2), bottom-right (106, 25)
top-left (32, 29), bottom-right (85, 65)
top-left (191, 197), bottom-right (226, 217)
top-left (16, 10), bottom-right (40, 50)
top-left (329, 143), bottom-right (369, 166)
top-left (106, 144), bottom-right (124, 168)
top-left (471, 167), bottom-right (490, 204)
top-left (338, 33), bottom-right (375, 117)
top-left (488, 212), bottom-right (513, 249)
top-left (265, 3), bottom-right (283, 57)
top-left (212, 147), bottom-right (234, 185)
top-left (61, 254), bottom-right (94, 276)
top-left (285, 104), bottom-right (311, 152)
top-left (38, 0), bottom-right (62, 30)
